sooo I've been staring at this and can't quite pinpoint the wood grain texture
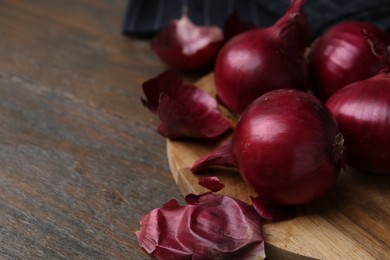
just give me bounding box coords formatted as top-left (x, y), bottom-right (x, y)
top-left (0, 1), bottom-right (182, 259)
top-left (167, 74), bottom-right (390, 259)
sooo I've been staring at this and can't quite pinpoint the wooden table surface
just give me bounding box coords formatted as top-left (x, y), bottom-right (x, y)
top-left (0, 1), bottom-right (192, 258)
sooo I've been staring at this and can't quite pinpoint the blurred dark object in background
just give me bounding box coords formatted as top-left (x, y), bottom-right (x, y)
top-left (122, 0), bottom-right (390, 39)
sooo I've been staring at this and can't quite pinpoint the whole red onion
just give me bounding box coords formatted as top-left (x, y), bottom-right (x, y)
top-left (326, 65), bottom-right (390, 174)
top-left (193, 90), bottom-right (344, 206)
top-left (309, 21), bottom-right (390, 101)
top-left (214, 0), bottom-right (309, 114)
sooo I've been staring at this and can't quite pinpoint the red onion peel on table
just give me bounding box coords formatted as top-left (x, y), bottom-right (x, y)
top-left (136, 176), bottom-right (266, 260)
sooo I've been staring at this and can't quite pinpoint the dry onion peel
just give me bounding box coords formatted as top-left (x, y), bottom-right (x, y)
top-left (141, 70), bottom-right (231, 139)
top-left (136, 192), bottom-right (265, 259)
top-left (150, 12), bottom-right (224, 71)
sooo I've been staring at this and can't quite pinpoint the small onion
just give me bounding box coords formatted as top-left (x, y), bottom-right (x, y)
top-left (309, 20), bottom-right (390, 101)
top-left (193, 90), bottom-right (344, 206)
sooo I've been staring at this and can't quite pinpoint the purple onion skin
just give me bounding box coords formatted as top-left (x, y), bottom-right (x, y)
top-left (214, 0), bottom-right (309, 114)
top-left (150, 14), bottom-right (223, 72)
top-left (233, 90), bottom-right (343, 205)
top-left (309, 21), bottom-right (390, 101)
top-left (136, 194), bottom-right (266, 259)
top-left (326, 72), bottom-right (390, 174)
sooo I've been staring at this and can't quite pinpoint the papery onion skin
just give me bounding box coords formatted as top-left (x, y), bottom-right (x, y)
top-left (136, 194), bottom-right (265, 259)
top-left (232, 89), bottom-right (343, 205)
top-left (326, 72), bottom-right (390, 174)
top-left (197, 176), bottom-right (225, 192)
top-left (309, 21), bottom-right (390, 101)
top-left (150, 13), bottom-right (224, 71)
top-left (191, 140), bottom-right (236, 173)
top-left (214, 0), bottom-right (309, 114)
top-left (156, 89), bottom-right (231, 139)
top-left (141, 70), bottom-right (231, 139)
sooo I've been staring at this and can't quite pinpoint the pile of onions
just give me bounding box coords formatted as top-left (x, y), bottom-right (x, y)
top-left (193, 89), bottom-right (344, 206)
top-left (309, 21), bottom-right (390, 101)
top-left (326, 38), bottom-right (390, 174)
top-left (214, 0), bottom-right (309, 114)
top-left (138, 2), bottom-right (390, 258)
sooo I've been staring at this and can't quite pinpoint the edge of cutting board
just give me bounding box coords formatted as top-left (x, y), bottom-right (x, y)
top-left (166, 73), bottom-right (390, 259)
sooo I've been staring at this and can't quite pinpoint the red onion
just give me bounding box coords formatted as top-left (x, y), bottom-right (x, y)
top-left (326, 40), bottom-right (390, 174)
top-left (141, 70), bottom-right (231, 139)
top-left (223, 10), bottom-right (258, 42)
top-left (192, 89), bottom-right (344, 206)
top-left (136, 193), bottom-right (265, 259)
top-left (214, 0), bottom-right (309, 114)
top-left (309, 21), bottom-right (390, 101)
top-left (150, 12), bottom-right (224, 71)
top-left (291, 4), bottom-right (310, 52)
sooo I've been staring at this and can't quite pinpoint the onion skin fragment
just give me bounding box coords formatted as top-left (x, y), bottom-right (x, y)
top-left (197, 176), bottom-right (225, 192)
top-left (136, 193), bottom-right (265, 260)
top-left (141, 70), bottom-right (231, 139)
top-left (326, 71), bottom-right (390, 174)
top-left (150, 12), bottom-right (223, 71)
top-left (191, 140), bottom-right (236, 173)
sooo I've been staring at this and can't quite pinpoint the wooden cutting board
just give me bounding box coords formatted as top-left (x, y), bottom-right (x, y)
top-left (166, 74), bottom-right (390, 259)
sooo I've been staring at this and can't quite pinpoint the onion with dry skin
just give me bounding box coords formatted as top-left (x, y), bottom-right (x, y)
top-left (214, 0), bottom-right (309, 114)
top-left (309, 20), bottom-right (390, 101)
top-left (192, 90), bottom-right (344, 211)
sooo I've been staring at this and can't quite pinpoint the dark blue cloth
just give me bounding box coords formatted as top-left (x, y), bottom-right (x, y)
top-left (123, 0), bottom-right (390, 38)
